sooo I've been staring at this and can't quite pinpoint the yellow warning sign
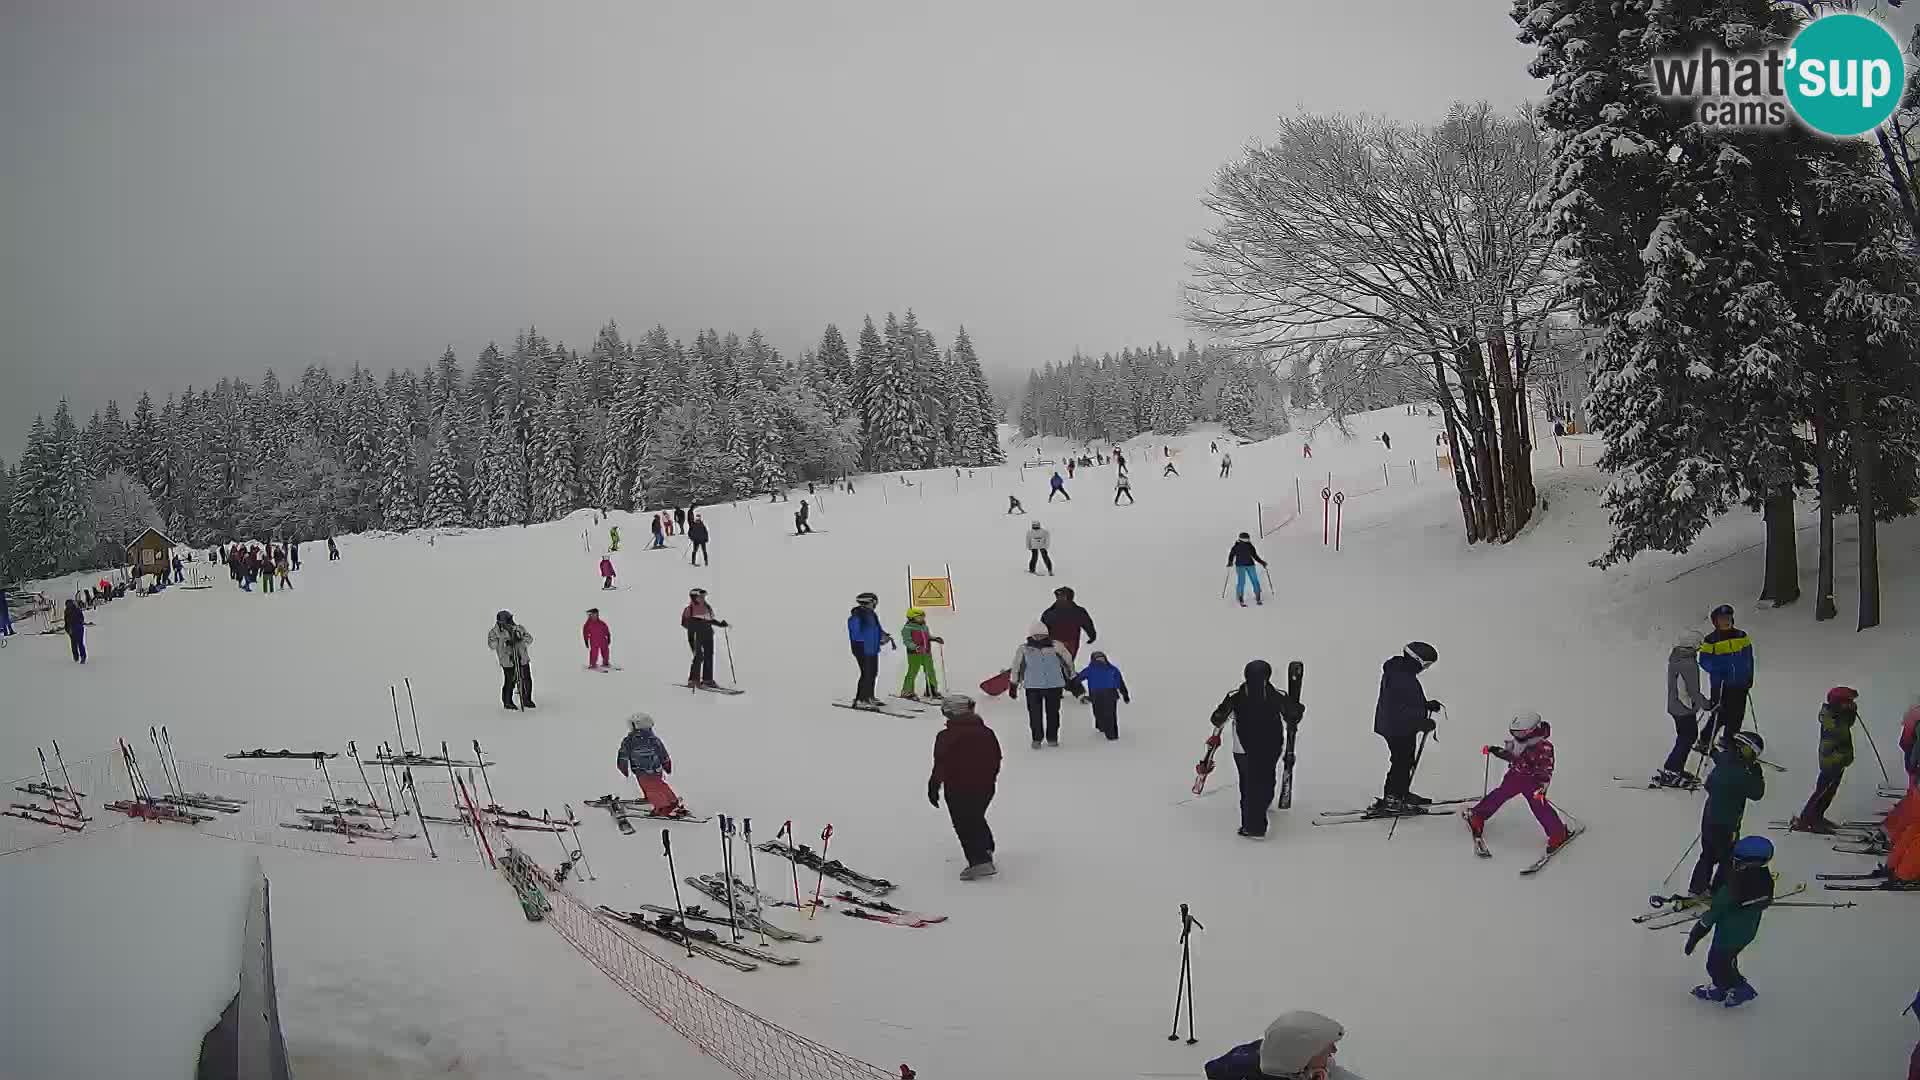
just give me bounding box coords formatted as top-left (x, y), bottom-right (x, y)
top-left (910, 577), bottom-right (953, 609)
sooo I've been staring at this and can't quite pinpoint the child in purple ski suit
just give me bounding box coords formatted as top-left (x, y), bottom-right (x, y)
top-left (1466, 712), bottom-right (1570, 852)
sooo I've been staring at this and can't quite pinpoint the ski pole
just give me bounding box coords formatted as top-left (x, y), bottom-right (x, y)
top-left (404, 770), bottom-right (437, 859)
top-left (347, 741), bottom-right (386, 818)
top-left (147, 728), bottom-right (175, 796)
top-left (663, 830), bottom-right (695, 957)
top-left (377, 742), bottom-right (401, 815)
top-left (1167, 903), bottom-right (1203, 1044)
top-left (544, 810), bottom-right (573, 876)
top-left (1855, 714), bottom-right (1894, 787)
top-left (391, 686), bottom-right (407, 755)
top-left (455, 774), bottom-right (495, 869)
top-left (810, 824), bottom-right (833, 919)
top-left (781, 820), bottom-right (803, 910)
top-left (718, 816), bottom-right (741, 941)
top-left (1662, 834), bottom-right (1700, 889)
top-left (51, 739), bottom-right (82, 816)
top-left (1389, 729), bottom-right (1431, 843)
top-left (474, 740), bottom-right (498, 804)
top-left (1218, 571), bottom-right (1229, 600)
top-left (405, 677), bottom-right (424, 754)
top-left (1482, 746), bottom-right (1491, 800)
top-left (743, 818), bottom-right (768, 946)
top-left (564, 804), bottom-right (595, 880)
top-left (157, 727), bottom-right (184, 796)
top-left (722, 626), bottom-right (738, 686)
top-left (317, 755), bottom-right (345, 809)
top-left (936, 641), bottom-right (948, 693)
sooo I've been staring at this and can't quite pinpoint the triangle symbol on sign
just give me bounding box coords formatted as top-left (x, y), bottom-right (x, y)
top-left (915, 581), bottom-right (946, 602)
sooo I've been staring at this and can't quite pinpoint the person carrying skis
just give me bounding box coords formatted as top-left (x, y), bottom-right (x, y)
top-left (1655, 629), bottom-right (1708, 787)
top-left (681, 588), bottom-right (728, 688)
top-left (1697, 603), bottom-right (1754, 751)
top-left (1684, 835), bottom-right (1774, 1008)
top-left (1007, 494), bottom-right (1027, 515)
top-left (1373, 642), bottom-right (1441, 808)
top-left (899, 607), bottom-right (943, 700)
top-left (1792, 686), bottom-right (1858, 834)
top-left (1204, 1010), bottom-right (1367, 1080)
top-left (1227, 532), bottom-right (1268, 607)
top-left (928, 693), bottom-right (1001, 880)
top-left (650, 514), bottom-right (666, 548)
top-left (616, 713), bottom-right (684, 817)
top-left (1466, 712), bottom-right (1571, 854)
top-left (1688, 731), bottom-right (1766, 897)
top-left (1010, 623), bottom-right (1075, 748)
top-left (795, 499), bottom-right (813, 535)
top-left (1025, 521), bottom-right (1054, 575)
top-left (1208, 660), bottom-right (1300, 838)
top-left (846, 591), bottom-right (895, 707)
top-left (1114, 474), bottom-right (1134, 505)
top-left (1076, 650), bottom-right (1130, 739)
top-left (583, 607), bottom-right (613, 671)
top-left (609, 525), bottom-right (621, 552)
top-left (63, 598), bottom-right (87, 663)
top-left (599, 555), bottom-right (617, 590)
top-left (1039, 586), bottom-right (1097, 660)
top-left (488, 610), bottom-right (535, 709)
top-left (1048, 471), bottom-right (1070, 501)
top-left (687, 514), bottom-right (711, 566)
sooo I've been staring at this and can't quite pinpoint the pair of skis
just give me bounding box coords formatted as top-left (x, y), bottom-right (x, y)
top-left (752, 841), bottom-right (896, 895)
top-left (1634, 884), bottom-right (1815, 928)
top-left (1818, 867), bottom-right (1920, 892)
top-left (1192, 661), bottom-right (1304, 804)
top-left (599, 908), bottom-right (797, 969)
top-left (1464, 810), bottom-right (1585, 876)
top-left (834, 700), bottom-right (919, 719)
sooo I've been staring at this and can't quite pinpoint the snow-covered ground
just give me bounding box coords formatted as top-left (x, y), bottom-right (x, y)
top-left (3, 406), bottom-right (1916, 1079)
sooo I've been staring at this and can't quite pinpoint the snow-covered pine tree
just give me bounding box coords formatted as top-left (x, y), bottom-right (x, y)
top-left (852, 316), bottom-right (886, 457)
top-left (379, 396), bottom-right (420, 531)
top-left (423, 409), bottom-right (470, 528)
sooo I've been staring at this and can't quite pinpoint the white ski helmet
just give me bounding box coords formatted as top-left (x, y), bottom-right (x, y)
top-left (1509, 711), bottom-right (1543, 737)
top-left (1027, 622), bottom-right (1050, 639)
top-left (627, 712), bottom-right (654, 731)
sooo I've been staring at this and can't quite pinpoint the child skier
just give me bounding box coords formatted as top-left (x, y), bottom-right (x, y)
top-left (1048, 471), bottom-right (1070, 501)
top-left (1689, 731), bottom-right (1767, 896)
top-left (650, 514), bottom-right (666, 548)
top-left (609, 525), bottom-right (621, 552)
top-left (1006, 495), bottom-right (1027, 515)
top-left (1793, 686), bottom-right (1857, 834)
top-left (899, 607), bottom-right (944, 700)
top-left (1655, 629), bottom-right (1707, 788)
top-left (1684, 835), bottom-right (1775, 1008)
top-left (583, 608), bottom-right (612, 671)
top-left (1466, 712), bottom-right (1571, 853)
top-left (1697, 603), bottom-right (1754, 751)
top-left (615, 713), bottom-right (685, 817)
top-left (599, 555), bottom-right (617, 590)
top-left (1075, 650), bottom-right (1130, 739)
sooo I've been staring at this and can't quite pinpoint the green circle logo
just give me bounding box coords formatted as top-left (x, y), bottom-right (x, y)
top-left (1786, 14), bottom-right (1905, 137)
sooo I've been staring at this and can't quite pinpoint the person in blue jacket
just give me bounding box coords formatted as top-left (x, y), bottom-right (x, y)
top-left (1697, 603), bottom-right (1754, 752)
top-left (1075, 650), bottom-right (1131, 739)
top-left (0, 588), bottom-right (14, 637)
top-left (846, 591), bottom-right (896, 708)
top-left (1048, 471), bottom-right (1070, 502)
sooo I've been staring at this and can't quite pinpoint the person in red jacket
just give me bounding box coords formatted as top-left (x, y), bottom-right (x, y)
top-left (599, 555), bottom-right (616, 590)
top-left (929, 694), bottom-right (1002, 880)
top-left (583, 608), bottom-right (612, 670)
top-left (1039, 586), bottom-right (1097, 660)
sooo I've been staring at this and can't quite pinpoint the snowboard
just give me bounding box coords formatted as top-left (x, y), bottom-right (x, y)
top-left (978, 670), bottom-right (1012, 698)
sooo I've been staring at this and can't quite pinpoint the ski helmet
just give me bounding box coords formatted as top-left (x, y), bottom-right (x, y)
top-left (1826, 686), bottom-right (1858, 706)
top-left (1404, 641), bottom-right (1439, 669)
top-left (496, 610), bottom-right (513, 625)
top-left (906, 607), bottom-right (925, 620)
top-left (939, 694), bottom-right (975, 718)
top-left (1730, 835), bottom-right (1773, 864)
top-left (1676, 629), bottom-right (1704, 650)
top-left (856, 591), bottom-right (878, 605)
top-left (689, 587), bottom-right (706, 598)
top-left (1509, 711), bottom-right (1543, 737)
top-left (1055, 586), bottom-right (1074, 599)
top-left (1027, 622), bottom-right (1050, 639)
top-left (1733, 730), bottom-right (1765, 759)
top-left (586, 607), bottom-right (599, 616)
top-left (627, 712), bottom-right (654, 731)
top-left (1030, 521), bottom-right (1042, 529)
top-left (1238, 531), bottom-right (1251, 540)
top-left (1710, 603), bottom-right (1735, 624)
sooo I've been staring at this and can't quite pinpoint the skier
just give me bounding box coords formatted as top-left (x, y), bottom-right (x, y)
top-left (1373, 642), bottom-right (1441, 807)
top-left (275, 548), bottom-right (292, 590)
top-left (1114, 474), bottom-right (1134, 505)
top-left (1302, 442), bottom-right (1313, 459)
top-left (290, 542), bottom-right (300, 571)
top-left (1207, 660), bottom-right (1300, 838)
top-left (327, 536), bottom-right (340, 561)
top-left (1162, 460), bottom-right (1180, 477)
top-left (1039, 586), bottom-right (1097, 660)
top-left (616, 713), bottom-right (685, 817)
top-left (928, 693), bottom-right (1001, 880)
top-left (1114, 448), bottom-right (1128, 477)
top-left (1048, 471), bottom-right (1070, 502)
top-left (1205, 1011), bottom-right (1367, 1080)
top-left (687, 515), bottom-right (711, 566)
top-left (1688, 731), bottom-right (1767, 897)
top-left (899, 607), bottom-right (943, 700)
top-left (1006, 495), bottom-right (1027, 515)
top-left (63, 598), bottom-right (86, 663)
top-left (1684, 835), bottom-right (1774, 1008)
top-left (1025, 521), bottom-right (1054, 575)
top-left (1466, 712), bottom-right (1571, 853)
top-left (171, 554), bottom-right (183, 583)
top-left (583, 607), bottom-right (612, 671)
top-left (599, 555), bottom-right (617, 590)
top-left (1791, 686), bottom-right (1857, 834)
top-left (1654, 629), bottom-right (1708, 787)
top-left (1697, 603), bottom-right (1754, 751)
top-left (488, 611), bottom-right (535, 709)
top-left (1220, 453), bottom-right (1233, 478)
top-left (260, 550), bottom-right (276, 593)
top-left (673, 507), bottom-right (686, 534)
top-left (1227, 532), bottom-right (1268, 607)
top-left (1211, 440), bottom-right (1219, 454)
top-left (1009, 622), bottom-right (1075, 748)
top-left (795, 499), bottom-right (813, 535)
top-left (845, 591), bottom-right (896, 708)
top-left (1066, 459), bottom-right (1075, 480)
top-left (681, 588), bottom-right (728, 688)
top-left (0, 588), bottom-right (13, 638)
top-left (650, 514), bottom-right (666, 548)
top-left (1380, 432), bottom-right (1392, 451)
top-left (1075, 650), bottom-right (1129, 739)
top-left (609, 526), bottom-right (621, 552)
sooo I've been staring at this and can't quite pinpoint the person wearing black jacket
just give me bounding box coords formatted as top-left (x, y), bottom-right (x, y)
top-left (1226, 532), bottom-right (1268, 607)
top-left (1039, 587), bottom-right (1098, 660)
top-left (1209, 660), bottom-right (1302, 838)
top-left (1374, 641), bottom-right (1441, 807)
top-left (63, 598), bottom-right (87, 663)
top-left (687, 515), bottom-right (711, 566)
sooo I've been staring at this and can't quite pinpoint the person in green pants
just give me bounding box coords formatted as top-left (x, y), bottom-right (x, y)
top-left (900, 607), bottom-right (944, 700)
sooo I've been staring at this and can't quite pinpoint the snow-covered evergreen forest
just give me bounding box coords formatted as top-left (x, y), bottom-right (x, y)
top-left (0, 312), bottom-right (1002, 580)
top-left (1012, 343), bottom-right (1288, 444)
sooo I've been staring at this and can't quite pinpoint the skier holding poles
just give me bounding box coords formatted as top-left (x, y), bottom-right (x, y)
top-left (681, 588), bottom-right (729, 688)
top-left (1226, 532), bottom-right (1268, 607)
top-left (1373, 642), bottom-right (1440, 809)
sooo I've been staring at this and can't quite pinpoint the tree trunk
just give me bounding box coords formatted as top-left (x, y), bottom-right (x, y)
top-left (1433, 354), bottom-right (1482, 542)
top-left (1759, 492), bottom-right (1799, 607)
top-left (1487, 327), bottom-right (1536, 539)
top-left (1875, 128), bottom-right (1920, 238)
top-left (1813, 416), bottom-right (1837, 622)
top-left (1844, 378), bottom-right (1882, 631)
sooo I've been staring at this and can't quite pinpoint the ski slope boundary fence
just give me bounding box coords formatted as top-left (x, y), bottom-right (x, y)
top-left (497, 839), bottom-right (908, 1080)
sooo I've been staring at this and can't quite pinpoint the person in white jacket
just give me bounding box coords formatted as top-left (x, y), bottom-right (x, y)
top-left (1656, 629), bottom-right (1707, 787)
top-left (1009, 622), bottom-right (1075, 748)
top-left (1025, 521), bottom-right (1054, 576)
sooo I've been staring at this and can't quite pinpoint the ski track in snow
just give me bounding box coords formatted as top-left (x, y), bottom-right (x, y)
top-left (3, 410), bottom-right (1918, 1079)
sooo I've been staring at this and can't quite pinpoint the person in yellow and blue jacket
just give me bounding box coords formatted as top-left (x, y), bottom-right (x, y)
top-left (1696, 603), bottom-right (1754, 752)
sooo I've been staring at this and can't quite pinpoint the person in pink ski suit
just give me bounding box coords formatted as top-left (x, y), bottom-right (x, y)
top-left (583, 608), bottom-right (612, 670)
top-left (616, 713), bottom-right (680, 814)
top-left (599, 556), bottom-right (616, 590)
top-left (1466, 712), bottom-right (1569, 850)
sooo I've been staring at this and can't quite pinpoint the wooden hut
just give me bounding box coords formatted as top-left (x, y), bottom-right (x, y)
top-left (127, 528), bottom-right (175, 576)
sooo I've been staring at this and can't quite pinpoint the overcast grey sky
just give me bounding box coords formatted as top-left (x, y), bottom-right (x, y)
top-left (1, 0), bottom-right (1541, 452)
